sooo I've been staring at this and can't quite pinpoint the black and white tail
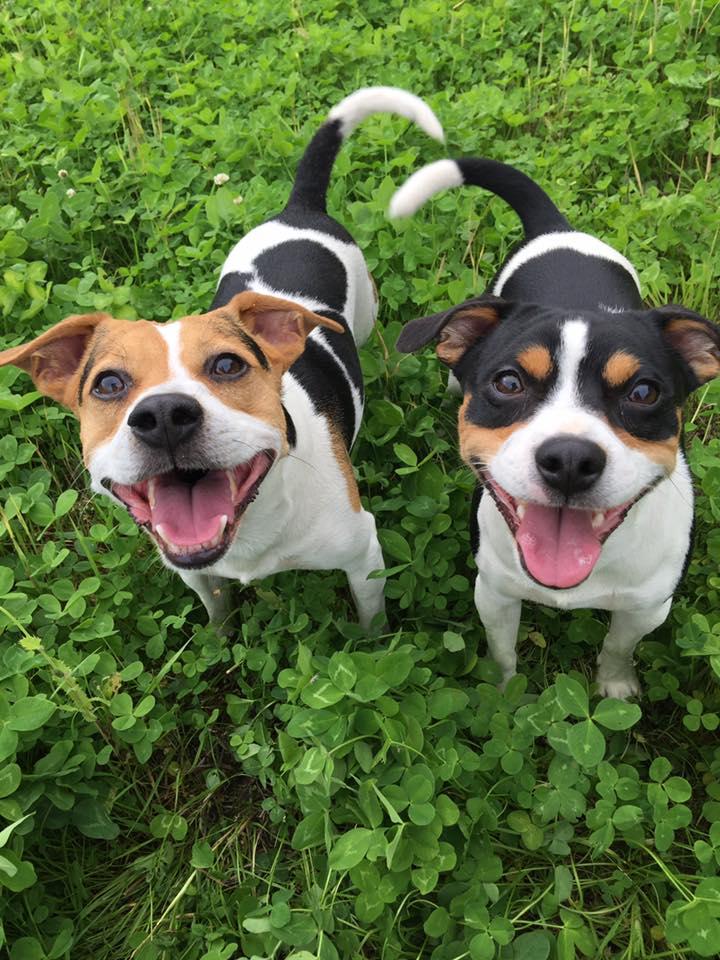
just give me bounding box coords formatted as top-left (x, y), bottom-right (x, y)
top-left (285, 87), bottom-right (445, 214)
top-left (389, 157), bottom-right (570, 240)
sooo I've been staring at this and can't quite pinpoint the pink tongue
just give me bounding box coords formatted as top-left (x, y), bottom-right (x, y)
top-left (516, 504), bottom-right (601, 588)
top-left (151, 470), bottom-right (233, 546)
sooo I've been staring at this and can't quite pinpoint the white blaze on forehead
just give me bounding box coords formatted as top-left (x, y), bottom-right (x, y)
top-left (156, 319), bottom-right (186, 378)
top-left (551, 319), bottom-right (588, 409)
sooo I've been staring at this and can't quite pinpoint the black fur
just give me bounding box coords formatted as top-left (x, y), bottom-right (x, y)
top-left (456, 158), bottom-right (569, 240)
top-left (456, 304), bottom-right (686, 446)
top-left (498, 249), bottom-right (642, 313)
top-left (290, 308), bottom-right (362, 448)
top-left (254, 240), bottom-right (348, 314)
top-left (210, 272), bottom-right (252, 310)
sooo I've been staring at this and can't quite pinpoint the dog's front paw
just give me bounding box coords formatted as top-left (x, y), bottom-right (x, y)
top-left (595, 665), bottom-right (641, 701)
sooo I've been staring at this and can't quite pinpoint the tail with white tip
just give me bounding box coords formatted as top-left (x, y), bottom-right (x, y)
top-left (389, 157), bottom-right (570, 240)
top-left (284, 87), bottom-right (445, 214)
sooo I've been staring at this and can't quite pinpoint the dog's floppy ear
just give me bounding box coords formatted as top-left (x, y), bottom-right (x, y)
top-left (652, 305), bottom-right (720, 389)
top-left (227, 291), bottom-right (344, 370)
top-left (0, 313), bottom-right (110, 408)
top-left (396, 295), bottom-right (506, 367)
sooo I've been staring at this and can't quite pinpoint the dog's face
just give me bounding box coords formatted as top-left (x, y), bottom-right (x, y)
top-left (398, 296), bottom-right (720, 589)
top-left (0, 292), bottom-right (342, 569)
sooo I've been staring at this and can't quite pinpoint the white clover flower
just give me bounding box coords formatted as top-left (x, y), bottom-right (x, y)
top-left (66, 188), bottom-right (76, 198)
top-left (232, 195), bottom-right (244, 205)
top-left (58, 168), bottom-right (69, 179)
top-left (213, 173), bottom-right (229, 186)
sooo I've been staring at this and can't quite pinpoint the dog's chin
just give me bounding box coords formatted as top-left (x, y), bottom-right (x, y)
top-left (108, 450), bottom-right (276, 569)
top-left (481, 472), bottom-right (654, 590)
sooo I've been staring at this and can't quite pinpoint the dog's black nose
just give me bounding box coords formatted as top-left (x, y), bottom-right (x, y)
top-left (128, 393), bottom-right (203, 450)
top-left (535, 435), bottom-right (606, 497)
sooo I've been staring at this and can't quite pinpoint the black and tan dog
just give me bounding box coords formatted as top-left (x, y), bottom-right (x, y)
top-left (393, 157), bottom-right (720, 697)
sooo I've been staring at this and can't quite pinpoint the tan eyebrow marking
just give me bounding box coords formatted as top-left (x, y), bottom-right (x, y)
top-left (603, 351), bottom-right (641, 387)
top-left (517, 345), bottom-right (553, 380)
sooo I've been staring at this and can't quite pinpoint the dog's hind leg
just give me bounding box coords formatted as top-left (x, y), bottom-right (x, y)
top-left (343, 510), bottom-right (386, 629)
top-left (475, 576), bottom-right (522, 687)
top-left (596, 598), bottom-right (672, 700)
top-left (179, 570), bottom-right (232, 632)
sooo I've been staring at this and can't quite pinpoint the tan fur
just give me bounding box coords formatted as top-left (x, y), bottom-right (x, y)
top-left (517, 345), bottom-right (553, 381)
top-left (458, 395), bottom-right (526, 466)
top-left (437, 306), bottom-right (500, 367)
top-left (179, 312), bottom-right (288, 446)
top-left (368, 270), bottom-right (378, 305)
top-left (611, 410), bottom-right (682, 474)
top-left (78, 320), bottom-right (172, 460)
top-left (0, 292), bottom-right (343, 467)
top-left (665, 318), bottom-right (720, 384)
top-left (327, 422), bottom-right (361, 512)
top-left (603, 351), bottom-right (641, 387)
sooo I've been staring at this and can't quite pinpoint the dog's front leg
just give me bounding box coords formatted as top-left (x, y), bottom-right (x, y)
top-left (596, 598), bottom-right (672, 700)
top-left (343, 510), bottom-right (386, 629)
top-left (474, 575), bottom-right (522, 687)
top-left (178, 570), bottom-right (232, 633)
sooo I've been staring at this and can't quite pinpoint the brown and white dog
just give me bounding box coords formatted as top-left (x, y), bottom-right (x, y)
top-left (0, 87), bottom-right (444, 628)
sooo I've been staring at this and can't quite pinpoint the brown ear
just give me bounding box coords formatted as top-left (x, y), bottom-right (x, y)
top-left (396, 295), bottom-right (505, 368)
top-left (0, 313), bottom-right (110, 408)
top-left (227, 292), bottom-right (344, 369)
top-left (654, 305), bottom-right (720, 388)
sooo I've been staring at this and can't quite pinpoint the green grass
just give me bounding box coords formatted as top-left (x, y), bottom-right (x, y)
top-left (1, 0), bottom-right (720, 957)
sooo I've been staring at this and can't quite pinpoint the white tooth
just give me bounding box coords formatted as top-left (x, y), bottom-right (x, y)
top-left (516, 501), bottom-right (526, 520)
top-left (592, 511), bottom-right (605, 529)
top-left (155, 523), bottom-right (170, 545)
top-left (228, 470), bottom-right (237, 501)
top-left (148, 478), bottom-right (157, 510)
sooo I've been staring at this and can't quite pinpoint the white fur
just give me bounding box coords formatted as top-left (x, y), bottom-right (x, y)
top-left (493, 231), bottom-right (641, 296)
top-left (474, 459), bottom-right (693, 695)
top-left (389, 159), bottom-right (463, 219)
top-left (328, 87), bottom-right (445, 143)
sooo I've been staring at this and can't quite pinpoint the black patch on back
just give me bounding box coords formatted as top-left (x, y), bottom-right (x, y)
top-left (288, 307), bottom-right (362, 449)
top-left (469, 483), bottom-right (483, 557)
top-left (500, 248), bottom-right (642, 313)
top-left (254, 240), bottom-right (347, 313)
top-left (274, 208), bottom-right (354, 243)
top-left (210, 272), bottom-right (253, 310)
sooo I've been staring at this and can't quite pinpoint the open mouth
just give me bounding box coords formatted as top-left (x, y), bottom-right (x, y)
top-left (110, 451), bottom-right (275, 568)
top-left (483, 474), bottom-right (651, 590)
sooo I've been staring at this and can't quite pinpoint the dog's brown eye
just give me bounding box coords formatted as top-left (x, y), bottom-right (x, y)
top-left (209, 353), bottom-right (247, 380)
top-left (493, 371), bottom-right (524, 396)
top-left (92, 371), bottom-right (128, 399)
top-left (627, 380), bottom-right (659, 405)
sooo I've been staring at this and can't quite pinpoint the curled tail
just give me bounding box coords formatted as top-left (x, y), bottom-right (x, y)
top-left (389, 157), bottom-right (570, 240)
top-left (285, 87), bottom-right (445, 214)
